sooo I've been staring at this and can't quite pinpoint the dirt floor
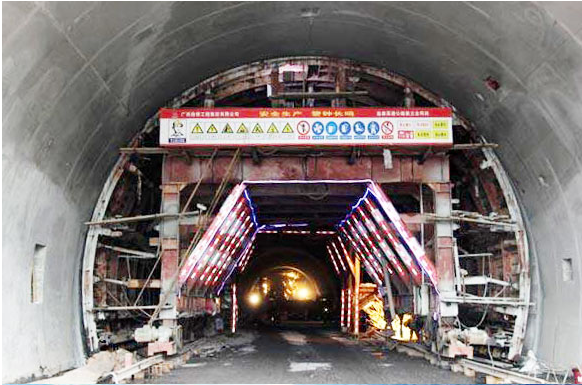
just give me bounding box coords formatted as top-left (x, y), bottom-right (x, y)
top-left (145, 324), bottom-right (473, 384)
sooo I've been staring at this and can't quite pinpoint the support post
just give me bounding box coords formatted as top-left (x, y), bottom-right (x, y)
top-left (432, 182), bottom-right (458, 318)
top-left (159, 182), bottom-right (180, 333)
top-left (382, 264), bottom-right (396, 321)
top-left (353, 256), bottom-right (360, 336)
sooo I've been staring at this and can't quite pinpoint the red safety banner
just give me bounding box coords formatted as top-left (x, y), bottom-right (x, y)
top-left (159, 107), bottom-right (452, 147)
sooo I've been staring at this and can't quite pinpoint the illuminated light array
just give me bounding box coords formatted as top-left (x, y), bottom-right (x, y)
top-left (348, 217), bottom-right (389, 271)
top-left (329, 239), bottom-right (382, 287)
top-left (206, 213), bottom-right (253, 280)
top-left (337, 235), bottom-right (392, 276)
top-left (216, 230), bottom-right (260, 295)
top-left (179, 184), bottom-right (246, 286)
top-left (212, 224), bottom-right (257, 288)
top-left (198, 219), bottom-right (250, 282)
top-left (354, 249), bottom-right (383, 287)
top-left (330, 240), bottom-right (351, 274)
top-left (338, 226), bottom-right (385, 283)
top-left (354, 205), bottom-right (420, 285)
top-left (325, 245), bottom-right (341, 276)
top-left (231, 283), bottom-right (237, 333)
top-left (340, 289), bottom-right (346, 328)
top-left (328, 241), bottom-right (347, 272)
top-left (238, 243), bottom-right (256, 273)
top-left (343, 221), bottom-right (395, 284)
top-left (354, 285), bottom-right (360, 335)
top-left (334, 234), bottom-right (386, 285)
top-left (368, 182), bottom-right (438, 288)
top-left (197, 207), bottom-right (250, 282)
top-left (186, 197), bottom-right (247, 283)
top-left (360, 200), bottom-right (422, 285)
top-left (347, 288), bottom-right (352, 331)
top-left (211, 224), bottom-right (253, 284)
top-left (258, 228), bottom-right (335, 235)
top-left (243, 179), bottom-right (373, 186)
top-left (207, 219), bottom-right (253, 287)
top-left (238, 232), bottom-right (259, 272)
top-left (243, 189), bottom-right (259, 228)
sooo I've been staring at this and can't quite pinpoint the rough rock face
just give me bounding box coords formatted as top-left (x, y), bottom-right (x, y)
top-left (31, 349), bottom-right (130, 384)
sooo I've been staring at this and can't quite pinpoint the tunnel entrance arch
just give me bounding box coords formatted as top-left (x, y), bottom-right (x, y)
top-left (81, 56), bottom-right (531, 367)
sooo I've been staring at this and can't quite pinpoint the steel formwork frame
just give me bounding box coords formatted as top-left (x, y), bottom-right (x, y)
top-left (81, 56), bottom-right (531, 363)
top-left (171, 179), bottom-right (444, 338)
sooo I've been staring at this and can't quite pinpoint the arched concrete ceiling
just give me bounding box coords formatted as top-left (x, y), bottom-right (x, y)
top-left (3, 1), bottom-right (582, 381)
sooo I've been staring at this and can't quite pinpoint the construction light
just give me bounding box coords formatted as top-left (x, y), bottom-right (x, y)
top-left (248, 292), bottom-right (261, 306)
top-left (295, 287), bottom-right (311, 301)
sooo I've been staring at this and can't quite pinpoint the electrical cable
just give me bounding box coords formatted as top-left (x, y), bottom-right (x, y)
top-left (256, 147), bottom-right (278, 156)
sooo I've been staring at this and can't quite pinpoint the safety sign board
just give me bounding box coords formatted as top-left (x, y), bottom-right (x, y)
top-left (159, 107), bottom-right (453, 147)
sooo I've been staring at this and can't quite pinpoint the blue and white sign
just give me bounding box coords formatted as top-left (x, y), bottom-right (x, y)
top-left (368, 121), bottom-right (380, 135)
top-left (312, 121), bottom-right (325, 136)
top-left (354, 121), bottom-right (366, 135)
top-left (339, 122), bottom-right (351, 135)
top-left (326, 121), bottom-right (338, 135)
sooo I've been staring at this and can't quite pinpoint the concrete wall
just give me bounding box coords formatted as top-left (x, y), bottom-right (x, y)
top-left (3, 1), bottom-right (581, 381)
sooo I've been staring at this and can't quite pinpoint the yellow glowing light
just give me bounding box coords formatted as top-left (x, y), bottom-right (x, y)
top-left (391, 313), bottom-right (418, 342)
top-left (248, 292), bottom-right (261, 306)
top-left (286, 272), bottom-right (299, 279)
top-left (295, 287), bottom-right (311, 301)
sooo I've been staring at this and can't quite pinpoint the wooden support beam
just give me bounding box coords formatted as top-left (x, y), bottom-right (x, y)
top-left (127, 279), bottom-right (162, 289)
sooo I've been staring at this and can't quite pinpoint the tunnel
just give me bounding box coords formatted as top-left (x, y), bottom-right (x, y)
top-left (3, 2), bottom-right (582, 383)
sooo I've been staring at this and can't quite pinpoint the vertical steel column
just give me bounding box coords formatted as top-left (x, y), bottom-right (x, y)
top-left (159, 181), bottom-right (180, 327)
top-left (332, 66), bottom-right (347, 108)
top-left (231, 283), bottom-right (237, 333)
top-left (432, 182), bottom-right (458, 318)
top-left (269, 65), bottom-right (285, 108)
top-left (353, 256), bottom-right (361, 336)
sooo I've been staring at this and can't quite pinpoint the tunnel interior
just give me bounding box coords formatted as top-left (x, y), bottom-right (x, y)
top-left (3, 2), bottom-right (582, 383)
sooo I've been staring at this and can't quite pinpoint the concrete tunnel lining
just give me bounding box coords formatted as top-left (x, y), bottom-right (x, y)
top-left (2, 1), bottom-right (582, 382)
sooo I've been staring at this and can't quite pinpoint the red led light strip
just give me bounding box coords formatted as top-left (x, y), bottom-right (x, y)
top-left (325, 245), bottom-right (341, 276)
top-left (179, 184), bottom-right (246, 285)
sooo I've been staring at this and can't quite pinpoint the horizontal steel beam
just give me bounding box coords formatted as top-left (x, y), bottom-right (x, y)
top-left (97, 244), bottom-right (156, 258)
top-left (460, 359), bottom-right (555, 384)
top-left (119, 144), bottom-right (494, 155)
top-left (162, 155), bottom-right (450, 184)
top-left (93, 305), bottom-right (172, 311)
top-left (86, 210), bottom-right (201, 226)
top-left (270, 90), bottom-right (369, 99)
top-left (441, 296), bottom-right (530, 306)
